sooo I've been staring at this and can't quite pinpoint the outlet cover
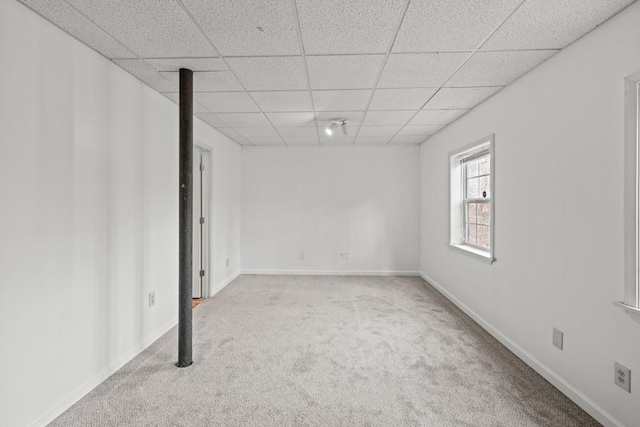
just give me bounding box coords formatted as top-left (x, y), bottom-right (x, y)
top-left (552, 328), bottom-right (563, 350)
top-left (615, 362), bottom-right (631, 393)
top-left (299, 252), bottom-right (305, 260)
top-left (148, 292), bottom-right (155, 308)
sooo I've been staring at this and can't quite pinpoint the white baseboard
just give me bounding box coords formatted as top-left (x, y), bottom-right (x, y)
top-left (418, 272), bottom-right (624, 427)
top-left (210, 270), bottom-right (241, 297)
top-left (28, 317), bottom-right (177, 427)
top-left (242, 269), bottom-right (420, 277)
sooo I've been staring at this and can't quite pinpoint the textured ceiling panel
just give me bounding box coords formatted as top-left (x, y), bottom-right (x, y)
top-left (357, 126), bottom-right (403, 136)
top-left (162, 92), bottom-right (208, 113)
top-left (397, 124), bottom-right (445, 136)
top-left (250, 91), bottom-right (313, 112)
top-left (161, 71), bottom-right (244, 92)
top-left (215, 113), bottom-right (271, 127)
top-left (233, 137), bottom-right (253, 146)
top-left (276, 127), bottom-right (318, 138)
top-left (195, 113), bottom-right (231, 128)
top-left (195, 92), bottom-right (260, 113)
top-left (355, 136), bottom-right (393, 145)
top-left (65, 0), bottom-right (216, 57)
top-left (113, 59), bottom-right (175, 92)
top-left (369, 88), bottom-right (437, 111)
top-left (226, 56), bottom-right (307, 90)
top-left (284, 137), bottom-right (320, 145)
top-left (312, 90), bottom-right (372, 111)
top-left (215, 127), bottom-right (242, 138)
top-left (181, 0), bottom-right (300, 56)
top-left (409, 109), bottom-right (468, 125)
top-left (306, 55), bottom-right (385, 89)
top-left (20, 0), bottom-right (135, 58)
top-left (144, 58), bottom-right (226, 72)
top-left (378, 53), bottom-right (469, 88)
top-left (363, 110), bottom-right (415, 126)
top-left (423, 87), bottom-right (502, 110)
top-left (392, 0), bottom-right (522, 52)
top-left (236, 127), bottom-right (280, 138)
top-left (390, 135), bottom-right (427, 144)
top-left (296, 0), bottom-right (407, 54)
top-left (484, 0), bottom-right (635, 50)
top-left (446, 50), bottom-right (556, 87)
top-left (265, 112), bottom-right (316, 127)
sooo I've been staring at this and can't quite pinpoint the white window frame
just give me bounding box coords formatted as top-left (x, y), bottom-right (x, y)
top-left (618, 71), bottom-right (640, 316)
top-left (449, 135), bottom-right (495, 264)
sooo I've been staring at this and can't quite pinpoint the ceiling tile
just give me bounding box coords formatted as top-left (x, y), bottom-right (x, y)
top-left (144, 58), bottom-right (226, 72)
top-left (312, 90), bottom-right (372, 111)
top-left (20, 0), bottom-right (135, 58)
top-left (161, 71), bottom-right (244, 91)
top-left (378, 53), bottom-right (469, 88)
top-left (357, 126), bottom-right (403, 137)
top-left (315, 112), bottom-right (365, 129)
top-left (226, 57), bottom-right (307, 90)
top-left (483, 0), bottom-right (635, 50)
top-left (409, 109), bottom-right (468, 125)
top-left (284, 137), bottom-right (320, 145)
top-left (215, 127), bottom-right (242, 138)
top-left (390, 136), bottom-right (428, 144)
top-left (369, 88), bottom-right (437, 111)
top-left (236, 127), bottom-right (280, 138)
top-left (181, 0), bottom-right (300, 55)
top-left (265, 112), bottom-right (316, 127)
top-left (64, 0), bottom-right (216, 57)
top-left (355, 136), bottom-right (392, 145)
top-left (246, 137), bottom-right (286, 146)
top-left (276, 127), bottom-right (318, 138)
top-left (215, 113), bottom-right (271, 127)
top-left (423, 87), bottom-right (501, 110)
top-left (296, 0), bottom-right (407, 54)
top-left (195, 92), bottom-right (260, 113)
top-left (250, 91), bottom-right (313, 112)
top-left (232, 137), bottom-right (252, 146)
top-left (162, 93), bottom-right (208, 113)
top-left (397, 125), bottom-right (445, 136)
top-left (392, 0), bottom-right (522, 52)
top-left (196, 113), bottom-right (230, 128)
top-left (363, 111), bottom-right (415, 126)
top-left (446, 51), bottom-right (556, 87)
top-left (113, 59), bottom-right (175, 92)
top-left (320, 135), bottom-right (355, 145)
top-left (306, 55), bottom-right (385, 89)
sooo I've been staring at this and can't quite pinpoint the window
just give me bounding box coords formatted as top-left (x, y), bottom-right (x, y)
top-left (450, 136), bottom-right (495, 263)
top-left (620, 71), bottom-right (640, 315)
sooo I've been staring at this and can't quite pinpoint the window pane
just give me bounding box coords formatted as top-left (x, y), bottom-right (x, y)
top-left (467, 202), bottom-right (477, 223)
top-left (466, 224), bottom-right (477, 245)
top-left (478, 156), bottom-right (490, 176)
top-left (477, 203), bottom-right (490, 225)
top-left (479, 176), bottom-right (490, 199)
top-left (466, 178), bottom-right (479, 199)
top-left (477, 225), bottom-right (490, 248)
top-left (467, 161), bottom-right (479, 178)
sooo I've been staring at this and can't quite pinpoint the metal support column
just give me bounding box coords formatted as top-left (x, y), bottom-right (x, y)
top-left (177, 68), bottom-right (193, 368)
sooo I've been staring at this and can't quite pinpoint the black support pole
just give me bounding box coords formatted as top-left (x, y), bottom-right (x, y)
top-left (177, 68), bottom-right (193, 368)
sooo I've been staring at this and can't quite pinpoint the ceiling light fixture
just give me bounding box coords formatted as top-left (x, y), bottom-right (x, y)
top-left (325, 120), bottom-right (347, 137)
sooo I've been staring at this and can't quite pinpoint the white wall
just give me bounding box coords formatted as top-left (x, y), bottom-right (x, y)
top-left (420, 3), bottom-right (640, 426)
top-left (242, 146), bottom-right (420, 274)
top-left (0, 1), bottom-right (241, 425)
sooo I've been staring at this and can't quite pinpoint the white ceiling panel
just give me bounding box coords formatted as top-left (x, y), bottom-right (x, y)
top-left (226, 57), bottom-right (307, 90)
top-left (397, 124), bottom-right (445, 136)
top-left (215, 113), bottom-right (271, 127)
top-left (144, 58), bottom-right (226, 72)
top-left (378, 53), bottom-right (469, 88)
top-left (369, 88), bottom-right (437, 111)
top-left (306, 55), bottom-right (385, 89)
top-left (162, 92), bottom-right (208, 113)
top-left (447, 51), bottom-right (556, 87)
top-left (484, 0), bottom-right (635, 50)
top-left (196, 113), bottom-right (231, 128)
top-left (284, 137), bottom-right (320, 145)
top-left (296, 0), bottom-right (407, 54)
top-left (265, 112), bottom-right (316, 127)
top-left (315, 111), bottom-right (365, 129)
top-left (358, 126), bottom-right (403, 136)
top-left (113, 59), bottom-right (175, 92)
top-left (423, 87), bottom-right (502, 110)
top-left (320, 135), bottom-right (355, 145)
top-left (355, 136), bottom-right (393, 145)
top-left (312, 90), bottom-right (372, 111)
top-left (64, 0), bottom-right (216, 57)
top-left (392, 0), bottom-right (522, 52)
top-left (195, 92), bottom-right (260, 113)
top-left (215, 127), bottom-right (242, 138)
top-left (390, 135), bottom-right (428, 144)
top-left (409, 109), bottom-right (468, 125)
top-left (161, 71), bottom-right (244, 92)
top-left (250, 91), bottom-right (313, 112)
top-left (276, 127), bottom-right (318, 138)
top-left (181, 0), bottom-right (300, 56)
top-left (231, 137), bottom-right (252, 145)
top-left (20, 0), bottom-right (135, 58)
top-left (246, 137), bottom-right (286, 146)
top-left (236, 127), bottom-right (280, 138)
top-left (363, 110), bottom-right (415, 126)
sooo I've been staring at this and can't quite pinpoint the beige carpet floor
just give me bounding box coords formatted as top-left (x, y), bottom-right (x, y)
top-left (50, 275), bottom-right (599, 426)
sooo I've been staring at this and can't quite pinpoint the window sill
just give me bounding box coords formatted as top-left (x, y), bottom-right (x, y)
top-left (614, 302), bottom-right (640, 322)
top-left (450, 244), bottom-right (495, 264)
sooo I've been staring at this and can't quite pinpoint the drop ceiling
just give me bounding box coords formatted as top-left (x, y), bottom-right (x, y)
top-left (18, 0), bottom-right (635, 146)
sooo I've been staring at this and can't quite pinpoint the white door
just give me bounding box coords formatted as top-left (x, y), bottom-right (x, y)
top-left (192, 147), bottom-right (209, 298)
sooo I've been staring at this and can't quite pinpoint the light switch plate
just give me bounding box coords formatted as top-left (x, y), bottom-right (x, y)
top-left (552, 328), bottom-right (563, 350)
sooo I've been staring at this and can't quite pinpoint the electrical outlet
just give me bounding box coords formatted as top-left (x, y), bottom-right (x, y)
top-left (226, 258), bottom-right (229, 267)
top-left (299, 252), bottom-right (305, 260)
top-left (148, 292), bottom-right (155, 308)
top-left (552, 328), bottom-right (563, 350)
top-left (615, 362), bottom-right (631, 393)
top-left (340, 252), bottom-right (349, 260)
